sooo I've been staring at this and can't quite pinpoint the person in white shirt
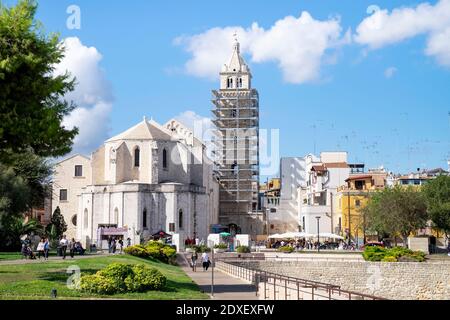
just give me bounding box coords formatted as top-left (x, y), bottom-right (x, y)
top-left (36, 239), bottom-right (45, 260)
top-left (201, 252), bottom-right (210, 271)
top-left (59, 235), bottom-right (69, 259)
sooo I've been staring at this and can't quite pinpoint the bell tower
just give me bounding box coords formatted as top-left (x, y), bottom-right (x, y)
top-left (211, 37), bottom-right (262, 237)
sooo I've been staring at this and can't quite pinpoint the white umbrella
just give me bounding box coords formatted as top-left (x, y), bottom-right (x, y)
top-left (312, 233), bottom-right (344, 240)
top-left (268, 233), bottom-right (282, 239)
top-left (279, 232), bottom-right (315, 239)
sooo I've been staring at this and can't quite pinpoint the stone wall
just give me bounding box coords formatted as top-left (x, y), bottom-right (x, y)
top-left (245, 260), bottom-right (450, 300)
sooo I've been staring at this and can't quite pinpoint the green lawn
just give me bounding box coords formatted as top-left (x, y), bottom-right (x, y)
top-left (0, 252), bottom-right (22, 261)
top-left (0, 255), bottom-right (208, 300)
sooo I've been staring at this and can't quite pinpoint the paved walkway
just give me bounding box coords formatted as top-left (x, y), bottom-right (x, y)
top-left (178, 254), bottom-right (258, 300)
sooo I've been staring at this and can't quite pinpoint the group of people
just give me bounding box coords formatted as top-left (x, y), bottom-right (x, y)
top-left (190, 251), bottom-right (211, 272)
top-left (107, 236), bottom-right (131, 254)
top-left (21, 238), bottom-right (50, 260)
top-left (269, 239), bottom-right (354, 251)
top-left (21, 235), bottom-right (87, 261)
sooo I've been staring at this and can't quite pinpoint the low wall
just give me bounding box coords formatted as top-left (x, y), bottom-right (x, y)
top-left (245, 260), bottom-right (450, 300)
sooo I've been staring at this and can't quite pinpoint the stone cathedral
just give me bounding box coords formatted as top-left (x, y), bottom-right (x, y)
top-left (211, 39), bottom-right (264, 237)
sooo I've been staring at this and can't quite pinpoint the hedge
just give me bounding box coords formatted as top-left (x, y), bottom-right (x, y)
top-left (80, 263), bottom-right (166, 295)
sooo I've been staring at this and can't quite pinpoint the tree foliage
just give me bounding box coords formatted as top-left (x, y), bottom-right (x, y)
top-left (364, 186), bottom-right (428, 246)
top-left (423, 175), bottom-right (450, 238)
top-left (46, 206), bottom-right (67, 240)
top-left (0, 215), bottom-right (43, 251)
top-left (0, 0), bottom-right (78, 161)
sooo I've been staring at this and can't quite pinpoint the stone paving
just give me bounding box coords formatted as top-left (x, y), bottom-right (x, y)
top-left (179, 254), bottom-right (258, 300)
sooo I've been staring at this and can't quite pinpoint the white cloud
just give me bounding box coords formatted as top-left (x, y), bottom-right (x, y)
top-left (355, 0), bottom-right (450, 67)
top-left (175, 11), bottom-right (350, 84)
top-left (384, 66), bottom-right (398, 78)
top-left (54, 37), bottom-right (113, 155)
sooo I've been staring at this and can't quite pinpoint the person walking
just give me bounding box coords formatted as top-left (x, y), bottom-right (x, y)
top-left (108, 236), bottom-right (112, 253)
top-left (36, 239), bottom-right (45, 260)
top-left (126, 237), bottom-right (131, 247)
top-left (111, 238), bottom-right (117, 254)
top-left (69, 238), bottom-right (75, 258)
top-left (59, 235), bottom-right (69, 259)
top-left (43, 238), bottom-right (50, 260)
top-left (191, 251), bottom-right (198, 272)
top-left (118, 239), bottom-right (124, 253)
top-left (201, 252), bottom-right (209, 271)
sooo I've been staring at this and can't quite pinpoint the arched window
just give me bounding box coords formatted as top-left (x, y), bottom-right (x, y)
top-left (84, 209), bottom-right (88, 229)
top-left (238, 77), bottom-right (243, 88)
top-left (114, 208), bottom-right (119, 225)
top-left (163, 149), bottom-right (168, 169)
top-left (142, 208), bottom-right (147, 229)
top-left (71, 214), bottom-right (77, 226)
top-left (178, 209), bottom-right (183, 230)
top-left (227, 77), bottom-right (233, 88)
top-left (134, 147), bottom-right (140, 167)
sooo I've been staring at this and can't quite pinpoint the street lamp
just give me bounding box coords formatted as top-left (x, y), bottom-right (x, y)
top-left (316, 216), bottom-right (321, 252)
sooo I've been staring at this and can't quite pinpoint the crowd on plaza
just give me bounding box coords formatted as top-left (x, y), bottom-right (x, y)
top-left (20, 235), bottom-right (86, 260)
top-left (268, 239), bottom-right (358, 251)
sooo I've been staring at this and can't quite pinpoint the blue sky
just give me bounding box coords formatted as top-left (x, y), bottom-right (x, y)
top-left (5, 0), bottom-right (450, 178)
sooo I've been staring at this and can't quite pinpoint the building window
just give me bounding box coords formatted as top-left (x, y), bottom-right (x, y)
top-left (142, 209), bottom-right (147, 229)
top-left (60, 189), bottom-right (68, 201)
top-left (114, 208), bottom-right (119, 224)
top-left (178, 209), bottom-right (183, 230)
top-left (84, 209), bottom-right (88, 229)
top-left (71, 215), bottom-right (77, 226)
top-left (238, 77), bottom-right (243, 88)
top-left (302, 216), bottom-right (306, 232)
top-left (134, 147), bottom-right (140, 167)
top-left (355, 199), bottom-right (361, 207)
top-left (227, 77), bottom-right (233, 88)
top-left (355, 180), bottom-right (365, 190)
top-left (163, 149), bottom-right (168, 169)
top-left (74, 165), bottom-right (83, 177)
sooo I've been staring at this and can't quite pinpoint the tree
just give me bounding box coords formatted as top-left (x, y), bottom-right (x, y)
top-left (46, 206), bottom-right (67, 240)
top-left (423, 175), bottom-right (450, 241)
top-left (0, 164), bottom-right (30, 220)
top-left (0, 0), bottom-right (78, 162)
top-left (0, 215), bottom-right (43, 251)
top-left (364, 186), bottom-right (428, 247)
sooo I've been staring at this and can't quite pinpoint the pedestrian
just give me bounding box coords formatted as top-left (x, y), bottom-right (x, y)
top-left (191, 250), bottom-right (198, 272)
top-left (69, 238), bottom-right (75, 258)
top-left (108, 236), bottom-right (112, 253)
top-left (118, 239), bottom-right (124, 253)
top-left (112, 238), bottom-right (117, 254)
top-left (36, 239), bottom-right (45, 260)
top-left (201, 251), bottom-right (209, 271)
top-left (44, 238), bottom-right (50, 260)
top-left (59, 235), bottom-right (68, 259)
top-left (126, 237), bottom-right (131, 247)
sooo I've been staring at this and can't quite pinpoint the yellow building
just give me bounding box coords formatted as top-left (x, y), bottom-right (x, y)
top-left (337, 172), bottom-right (387, 244)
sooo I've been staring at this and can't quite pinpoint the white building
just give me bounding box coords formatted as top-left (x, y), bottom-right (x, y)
top-left (264, 152), bottom-right (349, 235)
top-left (52, 117), bottom-right (219, 251)
top-left (298, 152), bottom-right (350, 235)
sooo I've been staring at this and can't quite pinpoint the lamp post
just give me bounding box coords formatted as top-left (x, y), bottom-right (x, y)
top-left (208, 240), bottom-right (214, 297)
top-left (316, 216), bottom-right (321, 252)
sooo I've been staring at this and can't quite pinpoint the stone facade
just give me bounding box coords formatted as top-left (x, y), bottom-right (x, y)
top-left (245, 260), bottom-right (450, 300)
top-left (52, 118), bottom-right (219, 249)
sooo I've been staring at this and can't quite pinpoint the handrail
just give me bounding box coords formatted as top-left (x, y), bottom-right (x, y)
top-left (215, 259), bottom-right (386, 300)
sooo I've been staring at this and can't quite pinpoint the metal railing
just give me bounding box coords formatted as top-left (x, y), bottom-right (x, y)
top-left (215, 259), bottom-right (386, 300)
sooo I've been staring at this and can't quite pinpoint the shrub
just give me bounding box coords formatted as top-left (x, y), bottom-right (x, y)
top-left (381, 256), bottom-right (398, 262)
top-left (124, 245), bottom-right (149, 258)
top-left (214, 243), bottom-right (228, 249)
top-left (363, 246), bottom-right (427, 262)
top-left (80, 263), bottom-right (167, 295)
top-left (194, 244), bottom-right (211, 253)
top-left (236, 246), bottom-right (250, 253)
top-left (278, 246), bottom-right (294, 253)
top-left (124, 265), bottom-right (166, 292)
top-left (80, 274), bottom-right (121, 295)
top-left (125, 241), bottom-right (177, 263)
